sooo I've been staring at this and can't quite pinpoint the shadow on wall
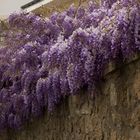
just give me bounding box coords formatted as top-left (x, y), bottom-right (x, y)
top-left (0, 55), bottom-right (140, 140)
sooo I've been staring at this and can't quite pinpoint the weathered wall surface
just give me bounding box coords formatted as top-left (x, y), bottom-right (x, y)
top-left (1, 1), bottom-right (140, 139)
top-left (33, 0), bottom-right (91, 17)
top-left (0, 56), bottom-right (140, 140)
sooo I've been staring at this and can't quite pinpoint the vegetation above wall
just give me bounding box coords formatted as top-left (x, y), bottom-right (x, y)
top-left (0, 0), bottom-right (140, 130)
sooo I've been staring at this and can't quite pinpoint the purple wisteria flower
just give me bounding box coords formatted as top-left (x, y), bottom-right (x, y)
top-left (0, 0), bottom-right (140, 129)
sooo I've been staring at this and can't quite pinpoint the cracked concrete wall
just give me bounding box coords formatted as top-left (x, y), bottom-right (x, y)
top-left (0, 56), bottom-right (140, 140)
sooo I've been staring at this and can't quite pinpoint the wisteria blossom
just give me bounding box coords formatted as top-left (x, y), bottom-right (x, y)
top-left (0, 0), bottom-right (140, 129)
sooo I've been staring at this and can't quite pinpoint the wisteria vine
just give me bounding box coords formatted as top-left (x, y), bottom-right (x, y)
top-left (0, 0), bottom-right (140, 129)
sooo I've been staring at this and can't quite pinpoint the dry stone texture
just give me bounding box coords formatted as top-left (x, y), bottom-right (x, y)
top-left (0, 57), bottom-right (140, 140)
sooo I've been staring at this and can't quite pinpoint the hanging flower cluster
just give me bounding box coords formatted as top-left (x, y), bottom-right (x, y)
top-left (0, 0), bottom-right (140, 129)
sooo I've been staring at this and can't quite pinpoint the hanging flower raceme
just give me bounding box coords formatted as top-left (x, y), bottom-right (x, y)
top-left (0, 0), bottom-right (140, 129)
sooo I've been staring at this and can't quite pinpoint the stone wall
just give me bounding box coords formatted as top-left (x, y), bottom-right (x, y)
top-left (33, 0), bottom-right (91, 17)
top-left (0, 1), bottom-right (140, 139)
top-left (0, 56), bottom-right (140, 140)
